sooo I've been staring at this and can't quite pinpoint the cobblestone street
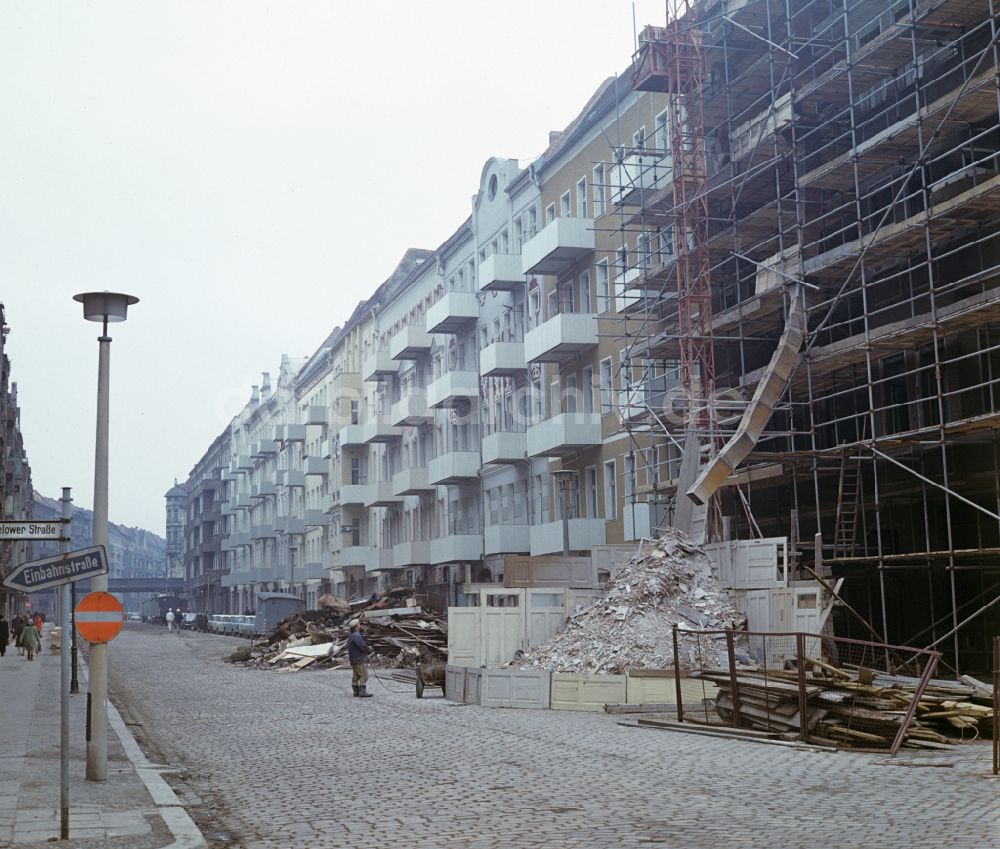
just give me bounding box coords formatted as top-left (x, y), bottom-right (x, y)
top-left (108, 625), bottom-right (999, 849)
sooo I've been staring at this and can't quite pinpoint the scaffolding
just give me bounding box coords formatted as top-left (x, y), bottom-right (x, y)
top-left (604, 0), bottom-right (1000, 674)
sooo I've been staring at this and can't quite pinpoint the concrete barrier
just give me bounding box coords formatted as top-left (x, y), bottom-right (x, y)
top-left (550, 672), bottom-right (627, 711)
top-left (481, 668), bottom-right (551, 709)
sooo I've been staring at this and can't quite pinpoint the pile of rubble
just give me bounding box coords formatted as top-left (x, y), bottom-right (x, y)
top-left (231, 587), bottom-right (448, 672)
top-left (514, 529), bottom-right (745, 674)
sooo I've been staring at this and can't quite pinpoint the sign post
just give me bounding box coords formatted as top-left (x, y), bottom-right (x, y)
top-left (58, 490), bottom-right (72, 840)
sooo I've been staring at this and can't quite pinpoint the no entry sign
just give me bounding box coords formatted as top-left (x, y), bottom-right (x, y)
top-left (75, 592), bottom-right (125, 644)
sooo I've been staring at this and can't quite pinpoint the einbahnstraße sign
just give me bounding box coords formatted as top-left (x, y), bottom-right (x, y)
top-left (1, 545), bottom-right (108, 593)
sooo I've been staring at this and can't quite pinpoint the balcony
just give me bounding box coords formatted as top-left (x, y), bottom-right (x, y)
top-left (339, 545), bottom-right (379, 572)
top-left (363, 417), bottom-right (402, 444)
top-left (393, 540), bottom-right (431, 568)
top-left (250, 524), bottom-right (276, 540)
top-left (524, 312), bottom-right (597, 363)
top-left (304, 457), bottom-right (329, 476)
top-left (392, 467), bottom-right (435, 496)
top-left (363, 349), bottom-right (399, 382)
top-left (318, 438), bottom-right (334, 459)
top-left (390, 324), bottom-right (433, 361)
top-left (428, 451), bottom-right (480, 485)
top-left (484, 524), bottom-right (531, 555)
top-left (731, 92), bottom-right (793, 164)
top-left (427, 291), bottom-right (478, 333)
top-left (303, 405), bottom-right (327, 426)
top-left (279, 469), bottom-right (305, 488)
top-left (282, 517), bottom-right (305, 535)
top-left (250, 482), bottom-right (276, 499)
top-left (431, 534), bottom-right (483, 564)
top-left (236, 492), bottom-right (252, 509)
top-left (391, 394), bottom-right (432, 426)
top-left (365, 481), bottom-right (403, 507)
top-left (236, 455), bottom-right (253, 471)
top-left (481, 431), bottom-right (527, 465)
top-left (283, 424), bottom-right (306, 442)
top-left (427, 369), bottom-right (478, 408)
top-left (527, 413), bottom-right (602, 457)
top-left (521, 217), bottom-right (595, 276)
top-left (339, 423), bottom-right (366, 447)
top-left (340, 483), bottom-right (372, 506)
top-left (257, 439), bottom-right (278, 456)
top-left (611, 152), bottom-right (672, 207)
top-left (303, 509), bottom-right (327, 527)
top-left (529, 518), bottom-right (606, 556)
top-left (479, 340), bottom-right (525, 376)
top-left (300, 553), bottom-right (332, 581)
top-left (478, 253), bottom-right (524, 291)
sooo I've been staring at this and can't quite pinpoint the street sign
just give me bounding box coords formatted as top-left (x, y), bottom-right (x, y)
top-left (1, 545), bottom-right (108, 593)
top-left (0, 520), bottom-right (66, 540)
top-left (75, 592), bottom-right (124, 644)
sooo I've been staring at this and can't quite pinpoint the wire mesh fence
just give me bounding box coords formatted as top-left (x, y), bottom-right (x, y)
top-left (672, 625), bottom-right (941, 754)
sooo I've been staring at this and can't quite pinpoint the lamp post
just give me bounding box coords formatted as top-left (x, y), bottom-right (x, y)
top-left (551, 470), bottom-right (577, 556)
top-left (73, 290), bottom-right (138, 782)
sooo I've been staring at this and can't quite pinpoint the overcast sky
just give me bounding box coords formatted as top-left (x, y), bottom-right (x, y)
top-left (1, 0), bottom-right (667, 536)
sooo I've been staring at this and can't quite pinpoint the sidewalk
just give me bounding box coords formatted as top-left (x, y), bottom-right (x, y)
top-left (0, 626), bottom-right (205, 848)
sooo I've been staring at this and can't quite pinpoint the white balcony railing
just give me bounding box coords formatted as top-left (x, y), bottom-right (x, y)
top-left (478, 253), bottom-right (524, 291)
top-left (524, 312), bottom-right (597, 363)
top-left (427, 451), bottom-right (481, 484)
top-left (521, 217), bottom-right (595, 276)
top-left (529, 518), bottom-right (606, 556)
top-left (479, 340), bottom-right (525, 377)
top-left (427, 369), bottom-right (478, 408)
top-left (390, 324), bottom-right (433, 361)
top-left (392, 467), bottom-right (435, 496)
top-left (427, 291), bottom-right (478, 333)
top-left (484, 524), bottom-right (531, 555)
top-left (391, 394), bottom-right (432, 426)
top-left (393, 540), bottom-right (431, 567)
top-left (481, 431), bottom-right (527, 465)
top-left (526, 413), bottom-right (602, 457)
top-left (430, 534), bottom-right (484, 564)
top-left (363, 349), bottom-right (398, 382)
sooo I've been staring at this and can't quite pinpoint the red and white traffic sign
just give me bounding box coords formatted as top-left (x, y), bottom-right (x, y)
top-left (75, 592), bottom-right (124, 644)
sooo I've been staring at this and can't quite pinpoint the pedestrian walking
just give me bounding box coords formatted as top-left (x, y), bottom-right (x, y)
top-left (33, 613), bottom-right (42, 638)
top-left (12, 615), bottom-right (25, 656)
top-left (347, 619), bottom-right (373, 698)
top-left (21, 617), bottom-right (40, 661)
top-left (0, 613), bottom-right (8, 657)
top-left (165, 608), bottom-right (175, 632)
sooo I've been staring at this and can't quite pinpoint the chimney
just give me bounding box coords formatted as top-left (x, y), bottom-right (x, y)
top-left (250, 385), bottom-right (259, 404)
top-left (549, 130), bottom-right (563, 146)
top-left (261, 371), bottom-right (271, 396)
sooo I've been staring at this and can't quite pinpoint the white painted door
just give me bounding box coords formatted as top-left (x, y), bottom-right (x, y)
top-left (526, 589), bottom-right (567, 649)
top-left (447, 607), bottom-right (481, 667)
top-left (481, 588), bottom-right (526, 667)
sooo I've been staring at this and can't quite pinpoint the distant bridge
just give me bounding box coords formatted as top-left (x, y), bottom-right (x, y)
top-left (28, 577), bottom-right (185, 596)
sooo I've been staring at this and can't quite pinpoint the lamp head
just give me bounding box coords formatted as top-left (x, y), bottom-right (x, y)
top-left (73, 291), bottom-right (139, 323)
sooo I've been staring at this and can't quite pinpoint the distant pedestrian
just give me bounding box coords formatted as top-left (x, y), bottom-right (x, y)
top-left (165, 609), bottom-right (175, 632)
top-left (21, 617), bottom-right (39, 661)
top-left (33, 613), bottom-right (42, 638)
top-left (0, 613), bottom-right (8, 657)
top-left (12, 615), bottom-right (25, 656)
top-left (347, 619), bottom-right (373, 698)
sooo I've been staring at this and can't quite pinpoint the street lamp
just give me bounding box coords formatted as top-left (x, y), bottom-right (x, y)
top-left (73, 290), bottom-right (138, 782)
top-left (551, 470), bottom-right (577, 556)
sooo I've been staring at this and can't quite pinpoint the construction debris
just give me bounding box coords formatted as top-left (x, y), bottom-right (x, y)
top-left (514, 529), bottom-right (746, 674)
top-left (696, 664), bottom-right (995, 751)
top-left (234, 587), bottom-right (448, 672)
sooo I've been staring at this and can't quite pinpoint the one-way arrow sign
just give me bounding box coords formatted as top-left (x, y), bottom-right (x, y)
top-left (1, 546), bottom-right (108, 593)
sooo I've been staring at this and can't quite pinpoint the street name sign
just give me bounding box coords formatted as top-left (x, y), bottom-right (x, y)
top-left (1, 545), bottom-right (108, 593)
top-left (75, 592), bottom-right (124, 644)
top-left (0, 520), bottom-right (66, 540)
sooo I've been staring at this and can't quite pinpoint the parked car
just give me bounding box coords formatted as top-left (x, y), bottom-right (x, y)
top-left (180, 612), bottom-right (197, 630)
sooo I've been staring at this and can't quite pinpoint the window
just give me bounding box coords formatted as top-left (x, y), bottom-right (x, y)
top-left (633, 126), bottom-right (646, 151)
top-left (593, 163), bottom-right (606, 217)
top-left (603, 460), bottom-right (617, 519)
top-left (596, 260), bottom-right (610, 312)
top-left (545, 203), bottom-right (556, 224)
top-left (582, 366), bottom-right (594, 414)
top-left (579, 270), bottom-right (591, 313)
top-left (585, 466), bottom-right (597, 518)
top-left (624, 453), bottom-right (635, 498)
top-left (560, 191), bottom-right (571, 217)
top-left (576, 178), bottom-right (587, 217)
top-left (565, 374), bottom-right (578, 414)
top-left (600, 358), bottom-right (613, 414)
top-left (655, 110), bottom-right (669, 151)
